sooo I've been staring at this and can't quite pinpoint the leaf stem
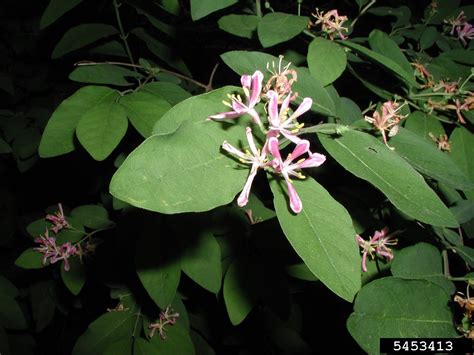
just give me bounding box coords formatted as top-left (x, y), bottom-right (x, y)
top-left (113, 0), bottom-right (137, 71)
top-left (351, 0), bottom-right (377, 28)
top-left (256, 0), bottom-right (262, 17)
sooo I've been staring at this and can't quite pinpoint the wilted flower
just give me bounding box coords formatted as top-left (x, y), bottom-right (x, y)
top-left (148, 305), bottom-right (180, 339)
top-left (429, 132), bottom-right (451, 151)
top-left (445, 11), bottom-right (466, 35)
top-left (264, 55), bottom-right (298, 101)
top-left (34, 229), bottom-right (79, 271)
top-left (210, 71), bottom-right (264, 127)
top-left (433, 79), bottom-right (459, 94)
top-left (268, 137), bottom-right (326, 213)
top-left (364, 101), bottom-right (406, 149)
top-left (310, 8), bottom-right (349, 40)
top-left (356, 227), bottom-right (398, 272)
top-left (46, 203), bottom-right (70, 234)
top-left (457, 23), bottom-right (474, 46)
top-left (266, 90), bottom-right (312, 144)
top-left (222, 127), bottom-right (269, 207)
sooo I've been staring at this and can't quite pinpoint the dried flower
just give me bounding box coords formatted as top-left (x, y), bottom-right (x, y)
top-left (429, 132), bottom-right (451, 151)
top-left (364, 101), bottom-right (407, 149)
top-left (457, 23), bottom-right (474, 46)
top-left (356, 227), bottom-right (398, 272)
top-left (264, 55), bottom-right (298, 101)
top-left (310, 8), bottom-right (349, 40)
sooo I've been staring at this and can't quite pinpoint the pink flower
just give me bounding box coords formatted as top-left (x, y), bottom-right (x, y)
top-left (148, 305), bottom-right (180, 339)
top-left (310, 8), bottom-right (349, 40)
top-left (222, 127), bottom-right (269, 207)
top-left (457, 23), bottom-right (474, 46)
top-left (356, 227), bottom-right (398, 272)
top-left (268, 137), bottom-right (326, 213)
top-left (46, 203), bottom-right (69, 234)
top-left (364, 101), bottom-right (406, 149)
top-left (446, 11), bottom-right (466, 35)
top-left (34, 229), bottom-right (79, 271)
top-left (266, 90), bottom-right (312, 144)
top-left (210, 71), bottom-right (264, 127)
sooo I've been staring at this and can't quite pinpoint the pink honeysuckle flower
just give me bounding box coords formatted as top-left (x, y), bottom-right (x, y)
top-left (445, 11), bottom-right (466, 35)
top-left (34, 229), bottom-right (79, 271)
top-left (264, 55), bottom-right (298, 101)
top-left (209, 71), bottom-right (264, 127)
top-left (456, 22), bottom-right (474, 46)
top-left (46, 203), bottom-right (70, 234)
top-left (268, 137), bottom-right (326, 214)
top-left (356, 227), bottom-right (398, 272)
top-left (266, 90), bottom-right (312, 144)
top-left (364, 100), bottom-right (407, 150)
top-left (310, 8), bottom-right (349, 40)
top-left (222, 127), bottom-right (269, 207)
top-left (148, 305), bottom-right (180, 339)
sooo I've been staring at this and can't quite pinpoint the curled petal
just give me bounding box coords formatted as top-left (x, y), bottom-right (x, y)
top-left (287, 182), bottom-right (303, 213)
top-left (222, 141), bottom-right (247, 160)
top-left (290, 140), bottom-right (311, 160)
top-left (249, 71), bottom-right (264, 107)
top-left (209, 111), bottom-right (241, 120)
top-left (245, 127), bottom-right (258, 156)
top-left (361, 252), bottom-right (368, 272)
top-left (290, 97), bottom-right (313, 120)
top-left (268, 137), bottom-right (282, 162)
top-left (297, 153), bottom-right (326, 169)
top-left (267, 90), bottom-right (280, 126)
top-left (281, 130), bottom-right (301, 144)
top-left (237, 166), bottom-right (258, 207)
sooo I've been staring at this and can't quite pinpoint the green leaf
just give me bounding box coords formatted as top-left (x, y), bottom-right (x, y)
top-left (224, 256), bottom-right (260, 325)
top-left (238, 193), bottom-right (276, 223)
top-left (69, 65), bottom-right (141, 86)
top-left (450, 200), bottom-right (474, 224)
top-left (368, 6), bottom-right (411, 29)
top-left (71, 205), bottom-right (112, 229)
top-left (89, 40), bottom-right (127, 57)
top-left (180, 232), bottom-right (221, 293)
top-left (134, 338), bottom-right (156, 355)
top-left (136, 235), bottom-right (181, 308)
top-left (270, 177), bottom-right (360, 301)
top-left (0, 294), bottom-right (27, 330)
top-left (220, 51), bottom-right (336, 116)
top-left (391, 242), bottom-right (455, 295)
top-left (450, 127), bottom-right (474, 198)
top-left (103, 339), bottom-right (133, 355)
top-left (26, 219), bottom-right (50, 237)
top-left (52, 24), bottom-right (118, 58)
top-left (257, 13), bottom-right (308, 48)
top-left (420, 26), bottom-right (439, 50)
top-left (308, 38), bottom-right (347, 86)
top-left (318, 130), bottom-right (458, 227)
top-left (390, 127), bottom-right (474, 190)
top-left (15, 248), bottom-right (45, 269)
top-left (337, 97), bottom-right (363, 124)
top-left (368, 29), bottom-right (412, 75)
top-left (61, 258), bottom-right (86, 295)
top-left (285, 263), bottom-right (318, 281)
top-left (40, 0), bottom-right (83, 29)
top-left (190, 0), bottom-right (238, 21)
top-left (340, 40), bottom-right (418, 87)
top-left (347, 277), bottom-right (457, 354)
top-left (0, 137), bottom-right (11, 153)
top-left (120, 91), bottom-right (172, 138)
top-left (453, 246), bottom-right (474, 267)
top-left (39, 86), bottom-right (117, 158)
top-left (12, 128), bottom-right (40, 159)
top-left (404, 111), bottom-right (444, 140)
top-left (150, 323), bottom-right (195, 354)
top-left (218, 15), bottom-right (259, 39)
top-left (141, 82), bottom-right (191, 105)
top-left (111, 87), bottom-right (248, 214)
top-left (72, 311), bottom-right (137, 355)
top-left (30, 281), bottom-right (56, 332)
top-left (76, 93), bottom-right (128, 161)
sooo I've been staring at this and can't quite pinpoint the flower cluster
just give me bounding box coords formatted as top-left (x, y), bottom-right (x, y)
top-left (210, 63), bottom-right (326, 214)
top-left (364, 100), bottom-right (407, 149)
top-left (356, 227), bottom-right (398, 272)
top-left (429, 132), bottom-right (451, 151)
top-left (33, 204), bottom-right (80, 271)
top-left (148, 305), bottom-right (180, 339)
top-left (34, 229), bottom-right (80, 271)
top-left (309, 8), bottom-right (349, 40)
top-left (445, 11), bottom-right (474, 46)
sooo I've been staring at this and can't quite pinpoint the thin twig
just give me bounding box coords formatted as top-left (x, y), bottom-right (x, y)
top-left (351, 0), bottom-right (377, 28)
top-left (206, 63), bottom-right (219, 92)
top-left (113, 0), bottom-right (137, 71)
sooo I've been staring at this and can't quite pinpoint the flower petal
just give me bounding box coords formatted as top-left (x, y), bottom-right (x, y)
top-left (281, 129), bottom-right (301, 144)
top-left (267, 90), bottom-right (280, 126)
top-left (361, 252), bottom-right (368, 272)
top-left (290, 139), bottom-right (311, 161)
top-left (245, 127), bottom-right (258, 156)
top-left (249, 71), bottom-right (263, 107)
top-left (247, 109), bottom-right (263, 127)
top-left (222, 141), bottom-right (246, 160)
top-left (287, 181), bottom-right (303, 213)
top-left (241, 75), bottom-right (251, 89)
top-left (209, 111), bottom-right (242, 120)
top-left (268, 137), bottom-right (282, 161)
top-left (289, 97), bottom-right (312, 120)
top-left (237, 166), bottom-right (258, 207)
top-left (297, 153), bottom-right (326, 169)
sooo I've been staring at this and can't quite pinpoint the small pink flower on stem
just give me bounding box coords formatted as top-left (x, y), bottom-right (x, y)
top-left (264, 56), bottom-right (298, 101)
top-left (266, 90), bottom-right (312, 144)
top-left (457, 23), bottom-right (474, 46)
top-left (268, 137), bottom-right (326, 214)
top-left (310, 8), bottom-right (349, 40)
top-left (34, 229), bottom-right (79, 271)
top-left (356, 227), bottom-right (398, 272)
top-left (46, 203), bottom-right (70, 234)
top-left (364, 101), bottom-right (406, 149)
top-left (445, 11), bottom-right (466, 35)
top-left (148, 305), bottom-right (180, 340)
top-left (222, 127), bottom-right (269, 207)
top-left (209, 71), bottom-right (264, 127)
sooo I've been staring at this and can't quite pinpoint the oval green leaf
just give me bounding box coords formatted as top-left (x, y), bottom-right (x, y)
top-left (190, 0), bottom-right (238, 21)
top-left (71, 205), bottom-right (112, 229)
top-left (270, 177), bottom-right (361, 301)
top-left (218, 15), bottom-right (259, 39)
top-left (308, 38), bottom-right (347, 86)
top-left (40, 0), bottom-right (83, 29)
top-left (368, 29), bottom-right (413, 75)
top-left (15, 248), bottom-right (45, 269)
top-left (319, 130), bottom-right (458, 227)
top-left (257, 13), bottom-right (308, 48)
top-left (69, 64), bottom-right (141, 86)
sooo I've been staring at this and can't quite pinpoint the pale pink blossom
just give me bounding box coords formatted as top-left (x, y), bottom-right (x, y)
top-left (34, 229), bottom-right (79, 271)
top-left (210, 71), bottom-right (264, 127)
top-left (46, 203), bottom-right (70, 234)
top-left (266, 90), bottom-right (312, 144)
top-left (445, 11), bottom-right (466, 35)
top-left (356, 227), bottom-right (398, 272)
top-left (364, 101), bottom-right (406, 149)
top-left (148, 305), bottom-right (180, 340)
top-left (268, 137), bottom-right (326, 213)
top-left (310, 8), bottom-right (349, 40)
top-left (222, 127), bottom-right (269, 207)
top-left (457, 23), bottom-right (474, 46)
